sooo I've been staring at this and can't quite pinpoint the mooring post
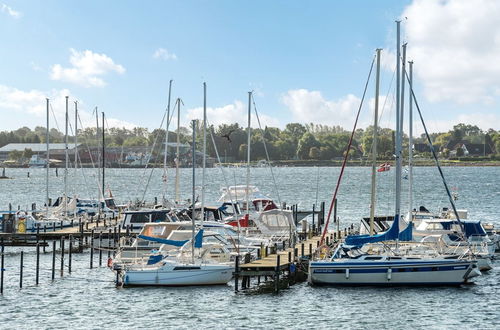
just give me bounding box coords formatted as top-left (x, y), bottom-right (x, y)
top-left (19, 251), bottom-right (23, 289)
top-left (99, 233), bottom-right (103, 267)
top-left (36, 223), bottom-right (40, 244)
top-left (294, 248), bottom-right (298, 262)
top-left (60, 237), bottom-right (65, 277)
top-left (36, 243), bottom-right (40, 285)
top-left (90, 230), bottom-right (94, 269)
top-left (51, 240), bottom-right (56, 280)
top-left (117, 225), bottom-right (121, 249)
top-left (321, 201), bottom-right (325, 226)
top-left (275, 254), bottom-right (280, 293)
top-left (68, 235), bottom-right (72, 273)
top-left (234, 255), bottom-right (239, 292)
top-left (301, 243), bottom-right (304, 257)
top-left (0, 239), bottom-right (4, 294)
top-left (309, 243), bottom-right (313, 257)
top-left (108, 228), bottom-right (112, 259)
top-left (243, 253), bottom-right (251, 289)
top-left (288, 251), bottom-right (292, 263)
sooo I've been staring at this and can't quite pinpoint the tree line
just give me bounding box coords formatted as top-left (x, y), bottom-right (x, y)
top-left (1, 123), bottom-right (500, 162)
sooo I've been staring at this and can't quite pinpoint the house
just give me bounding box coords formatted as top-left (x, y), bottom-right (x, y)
top-left (449, 142), bottom-right (492, 157)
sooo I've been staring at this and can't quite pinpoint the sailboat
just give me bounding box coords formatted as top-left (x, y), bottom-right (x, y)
top-left (116, 83), bottom-right (234, 287)
top-left (309, 23), bottom-right (481, 286)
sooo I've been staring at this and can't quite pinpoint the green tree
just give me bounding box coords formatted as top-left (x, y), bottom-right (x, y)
top-left (297, 132), bottom-right (319, 159)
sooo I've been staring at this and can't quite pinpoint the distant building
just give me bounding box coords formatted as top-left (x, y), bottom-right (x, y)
top-left (0, 143), bottom-right (79, 162)
top-left (449, 142), bottom-right (492, 157)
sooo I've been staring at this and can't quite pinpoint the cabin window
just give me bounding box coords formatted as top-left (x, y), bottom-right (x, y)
top-left (390, 257), bottom-right (402, 260)
top-left (130, 214), bottom-right (150, 223)
top-left (151, 213), bottom-right (167, 222)
top-left (365, 256), bottom-right (383, 260)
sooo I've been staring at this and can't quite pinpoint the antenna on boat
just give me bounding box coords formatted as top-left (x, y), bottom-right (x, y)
top-left (369, 48), bottom-right (382, 236)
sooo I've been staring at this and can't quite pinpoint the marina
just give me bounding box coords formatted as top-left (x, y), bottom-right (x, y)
top-left (1, 1), bottom-right (500, 328)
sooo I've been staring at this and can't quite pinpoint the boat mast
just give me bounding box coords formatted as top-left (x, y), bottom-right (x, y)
top-left (395, 20), bottom-right (402, 220)
top-left (201, 83), bottom-right (207, 223)
top-left (95, 108), bottom-right (101, 205)
top-left (163, 80), bottom-right (173, 206)
top-left (175, 98), bottom-right (181, 202)
top-left (74, 101), bottom-right (78, 220)
top-left (246, 91), bottom-right (252, 216)
top-left (46, 98), bottom-right (50, 218)
top-left (369, 49), bottom-right (381, 235)
top-left (191, 119), bottom-right (196, 264)
top-left (408, 60), bottom-right (414, 221)
top-left (102, 112), bottom-right (105, 199)
top-left (64, 96), bottom-right (69, 216)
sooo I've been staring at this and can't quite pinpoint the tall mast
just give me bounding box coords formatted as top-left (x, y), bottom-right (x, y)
top-left (102, 111), bottom-right (105, 198)
top-left (201, 83), bottom-right (207, 223)
top-left (163, 79), bottom-right (173, 205)
top-left (64, 96), bottom-right (69, 216)
top-left (395, 20), bottom-right (402, 219)
top-left (175, 98), bottom-right (181, 202)
top-left (246, 91), bottom-right (252, 216)
top-left (46, 98), bottom-right (50, 218)
top-left (191, 119), bottom-right (196, 264)
top-left (408, 60), bottom-right (414, 221)
top-left (95, 108), bottom-right (101, 203)
top-left (74, 102), bottom-right (78, 172)
top-left (369, 49), bottom-right (381, 235)
top-left (74, 101), bottom-right (78, 220)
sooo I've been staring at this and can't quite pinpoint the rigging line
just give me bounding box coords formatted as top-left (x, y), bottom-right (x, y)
top-left (320, 55), bottom-right (376, 246)
top-left (138, 99), bottom-right (171, 204)
top-left (251, 94), bottom-right (281, 207)
top-left (49, 104), bottom-right (61, 133)
top-left (405, 71), bottom-right (467, 240)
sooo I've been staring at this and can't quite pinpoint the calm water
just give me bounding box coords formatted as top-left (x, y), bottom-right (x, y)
top-left (0, 166), bottom-right (499, 329)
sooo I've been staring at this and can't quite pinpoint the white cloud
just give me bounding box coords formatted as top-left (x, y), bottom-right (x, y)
top-left (185, 100), bottom-right (280, 128)
top-left (50, 49), bottom-right (125, 88)
top-left (402, 0), bottom-right (500, 104)
top-left (281, 89), bottom-right (367, 128)
top-left (153, 48), bottom-right (177, 61)
top-left (1, 3), bottom-right (21, 18)
top-left (0, 84), bottom-right (136, 131)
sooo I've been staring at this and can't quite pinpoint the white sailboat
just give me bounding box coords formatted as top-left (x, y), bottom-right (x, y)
top-left (309, 24), bottom-right (481, 286)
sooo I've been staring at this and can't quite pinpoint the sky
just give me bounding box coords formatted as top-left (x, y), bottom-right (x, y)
top-left (1, 0), bottom-right (500, 135)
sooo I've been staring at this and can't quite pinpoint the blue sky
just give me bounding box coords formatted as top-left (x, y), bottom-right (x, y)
top-left (1, 0), bottom-right (499, 134)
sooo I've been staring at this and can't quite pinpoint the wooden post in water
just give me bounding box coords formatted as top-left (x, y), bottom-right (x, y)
top-left (60, 237), bottom-right (65, 277)
top-left (312, 204), bottom-right (316, 234)
top-left (234, 255), bottom-right (239, 292)
top-left (68, 235), bottom-right (72, 273)
top-left (51, 240), bottom-right (56, 280)
top-left (108, 228), bottom-right (112, 259)
top-left (36, 243), bottom-right (40, 285)
top-left (99, 233), bottom-right (103, 267)
top-left (275, 254), bottom-right (280, 293)
top-left (301, 243), bottom-right (304, 257)
top-left (19, 251), bottom-right (23, 289)
top-left (90, 230), bottom-right (94, 269)
top-left (309, 243), bottom-right (312, 257)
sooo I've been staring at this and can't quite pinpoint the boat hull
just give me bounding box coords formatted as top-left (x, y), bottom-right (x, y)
top-left (123, 264), bottom-right (233, 286)
top-left (308, 260), bottom-right (480, 286)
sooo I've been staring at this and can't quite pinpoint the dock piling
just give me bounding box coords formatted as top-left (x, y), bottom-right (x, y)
top-left (108, 228), bottom-right (112, 259)
top-left (51, 241), bottom-right (56, 280)
top-left (60, 237), bottom-right (65, 277)
top-left (68, 236), bottom-right (72, 273)
top-left (90, 230), bottom-right (94, 269)
top-left (275, 254), bottom-right (280, 293)
top-left (234, 255), bottom-right (239, 292)
top-left (1, 238), bottom-right (4, 294)
top-left (99, 233), bottom-right (103, 267)
top-left (19, 251), bottom-right (23, 289)
top-left (36, 243), bottom-right (40, 285)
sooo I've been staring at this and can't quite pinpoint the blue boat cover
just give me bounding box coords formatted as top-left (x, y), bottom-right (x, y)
top-left (138, 235), bottom-right (188, 247)
top-left (398, 222), bottom-right (413, 241)
top-left (147, 255), bottom-right (164, 265)
top-left (345, 214), bottom-right (401, 246)
top-left (139, 229), bottom-right (205, 248)
top-left (439, 220), bottom-right (486, 237)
